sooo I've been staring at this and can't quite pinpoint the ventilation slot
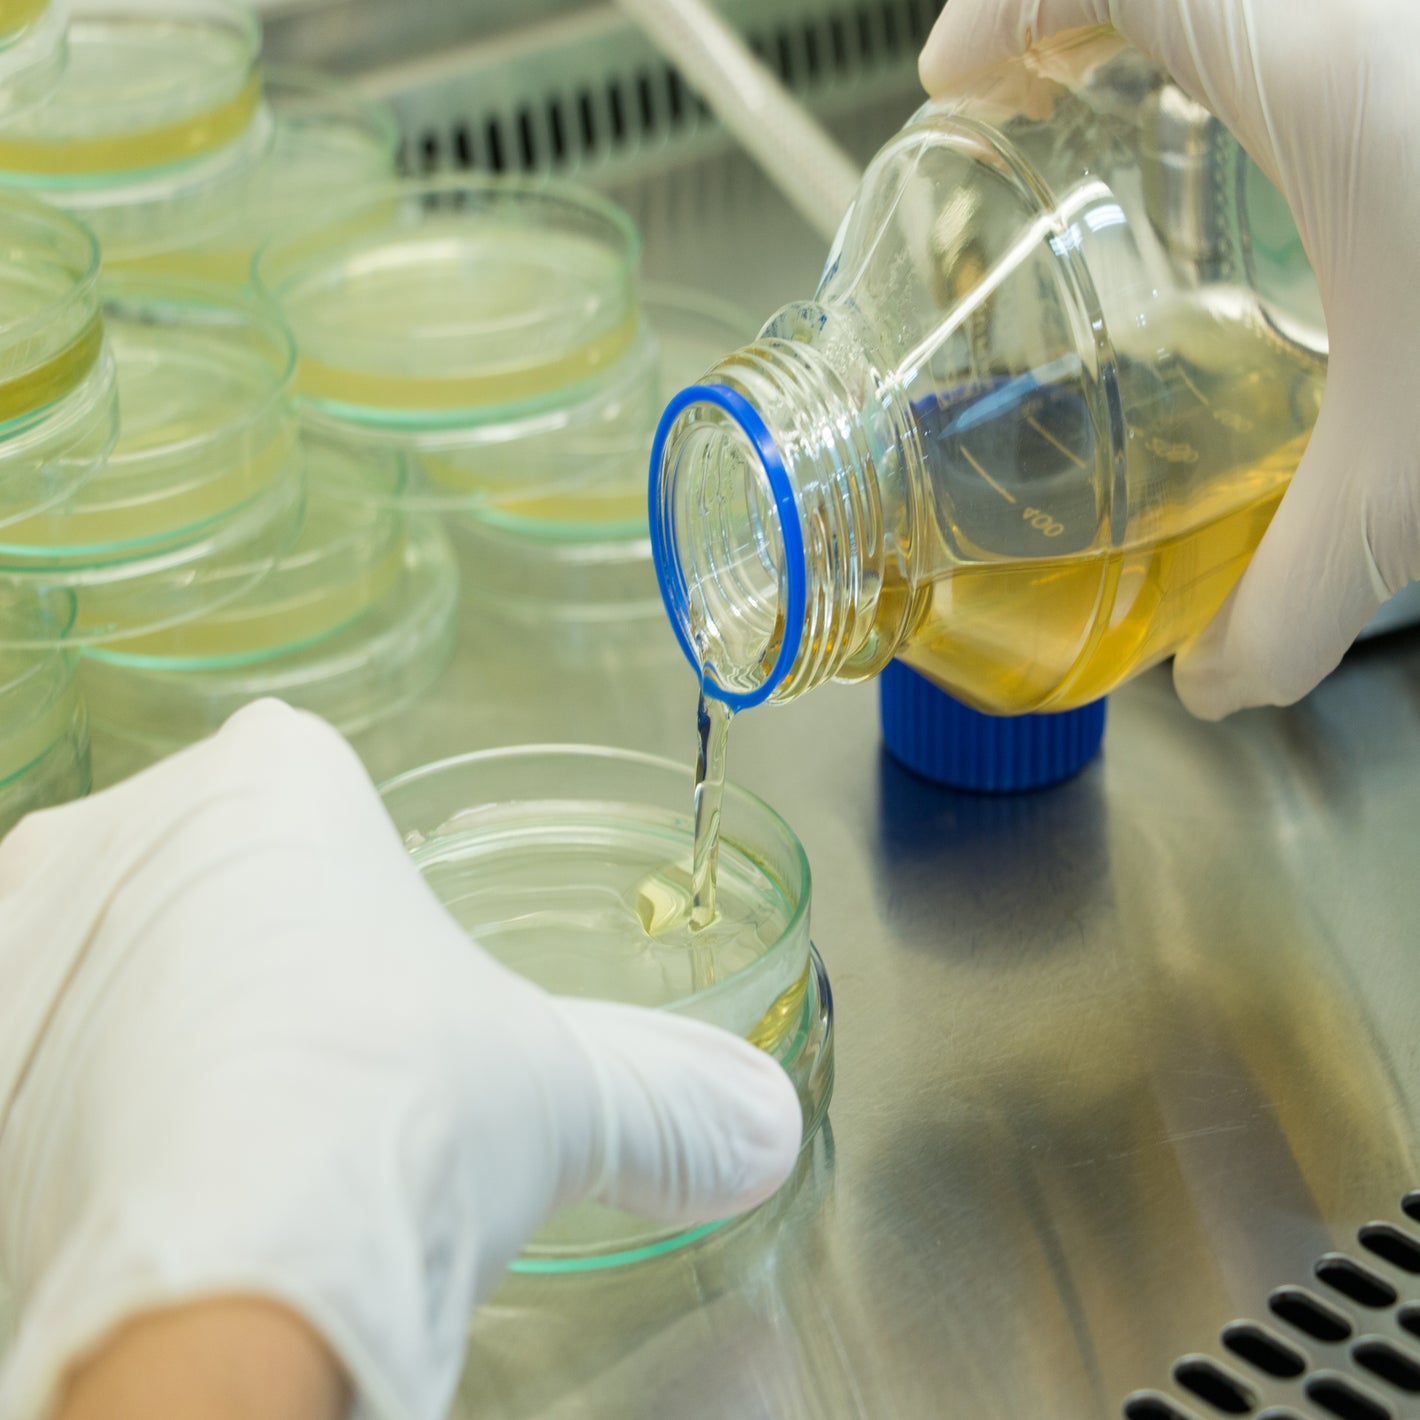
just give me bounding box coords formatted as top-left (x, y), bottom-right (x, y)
top-left (1220, 1322), bottom-right (1307, 1378)
top-left (405, 0), bottom-right (944, 177)
top-left (1171, 1357), bottom-right (1255, 1414)
top-left (1122, 1395), bottom-right (1201, 1420)
top-left (1351, 1338), bottom-right (1420, 1393)
top-left (1401, 1192), bottom-right (1420, 1226)
top-left (1315, 1256), bottom-right (1399, 1309)
top-left (1396, 1303), bottom-right (1420, 1341)
top-left (1357, 1223), bottom-right (1420, 1273)
top-left (1304, 1372), bottom-right (1393, 1420)
top-left (1267, 1287), bottom-right (1354, 1343)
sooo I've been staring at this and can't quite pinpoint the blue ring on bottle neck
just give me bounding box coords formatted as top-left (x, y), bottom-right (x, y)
top-left (648, 383), bottom-right (807, 712)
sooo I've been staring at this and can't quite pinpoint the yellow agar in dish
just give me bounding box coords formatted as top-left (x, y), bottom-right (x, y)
top-left (0, 7), bottom-right (260, 175)
top-left (105, 495), bottom-right (406, 662)
top-left (0, 312), bottom-right (101, 423)
top-left (0, 0), bottom-right (47, 42)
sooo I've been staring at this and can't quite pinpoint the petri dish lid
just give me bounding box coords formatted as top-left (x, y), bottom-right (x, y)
top-left (0, 193), bottom-right (103, 425)
top-left (0, 0), bottom-right (262, 180)
top-left (0, 0), bottom-right (65, 123)
top-left (254, 176), bottom-right (642, 429)
top-left (80, 434), bottom-right (408, 667)
top-left (0, 276), bottom-right (298, 569)
top-left (82, 512), bottom-right (457, 739)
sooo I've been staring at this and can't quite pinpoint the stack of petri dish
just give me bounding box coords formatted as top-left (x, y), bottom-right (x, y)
top-left (256, 178), bottom-right (757, 632)
top-left (0, 278), bottom-right (303, 645)
top-left (0, 0), bottom-right (274, 272)
top-left (0, 194), bottom-right (112, 827)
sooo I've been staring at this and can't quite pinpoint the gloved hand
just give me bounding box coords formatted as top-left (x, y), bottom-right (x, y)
top-left (0, 701), bottom-right (801, 1420)
top-left (921, 0), bottom-right (1420, 718)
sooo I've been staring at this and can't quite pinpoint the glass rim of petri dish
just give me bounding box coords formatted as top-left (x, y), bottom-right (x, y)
top-left (378, 743), bottom-right (813, 1021)
top-left (253, 174), bottom-right (643, 430)
top-left (81, 513), bottom-right (457, 736)
top-left (0, 193), bottom-right (104, 425)
top-left (0, 0), bottom-right (263, 181)
top-left (0, 275), bottom-right (298, 568)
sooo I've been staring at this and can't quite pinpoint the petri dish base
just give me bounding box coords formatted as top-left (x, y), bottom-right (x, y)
top-left (378, 745), bottom-right (834, 1272)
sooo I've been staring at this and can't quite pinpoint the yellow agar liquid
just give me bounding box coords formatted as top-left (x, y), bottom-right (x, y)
top-left (298, 311), bottom-right (638, 414)
top-left (897, 316), bottom-right (1325, 713)
top-left (0, 31), bottom-right (259, 174)
top-left (279, 220), bottom-right (637, 413)
top-left (105, 509), bottom-right (405, 660)
top-left (0, 312), bottom-right (100, 423)
top-left (0, 0), bottom-right (46, 40)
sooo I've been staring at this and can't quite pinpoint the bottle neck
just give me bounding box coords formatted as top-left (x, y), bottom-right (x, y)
top-left (650, 318), bottom-right (908, 708)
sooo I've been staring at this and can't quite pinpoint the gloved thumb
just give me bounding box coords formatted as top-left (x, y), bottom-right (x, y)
top-left (1173, 367), bottom-right (1414, 718)
top-left (551, 998), bottom-right (803, 1224)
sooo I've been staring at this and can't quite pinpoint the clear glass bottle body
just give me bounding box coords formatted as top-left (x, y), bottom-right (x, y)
top-left (650, 28), bottom-right (1327, 713)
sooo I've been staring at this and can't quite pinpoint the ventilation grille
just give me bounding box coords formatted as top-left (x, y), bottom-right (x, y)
top-left (1123, 1192), bottom-right (1420, 1420)
top-left (393, 0), bottom-right (942, 178)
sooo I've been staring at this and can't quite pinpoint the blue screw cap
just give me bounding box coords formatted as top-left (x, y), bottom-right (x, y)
top-left (880, 660), bottom-right (1106, 792)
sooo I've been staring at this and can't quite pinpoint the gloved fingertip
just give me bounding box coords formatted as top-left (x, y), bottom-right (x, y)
top-left (561, 1001), bottom-right (803, 1226)
top-left (1170, 639), bottom-right (1241, 721)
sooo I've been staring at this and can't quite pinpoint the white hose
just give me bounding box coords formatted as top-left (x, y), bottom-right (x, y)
top-left (615, 0), bottom-right (862, 243)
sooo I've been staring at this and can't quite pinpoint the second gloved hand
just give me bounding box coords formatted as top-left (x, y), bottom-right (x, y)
top-left (0, 701), bottom-right (802, 1420)
top-left (921, 0), bottom-right (1420, 717)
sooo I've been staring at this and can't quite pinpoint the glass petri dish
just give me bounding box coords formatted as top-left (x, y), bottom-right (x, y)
top-left (81, 511), bottom-right (457, 741)
top-left (0, 278), bottom-right (305, 643)
top-left (0, 0), bottom-right (272, 264)
top-left (0, 0), bottom-right (261, 177)
top-left (255, 176), bottom-right (641, 429)
top-left (378, 745), bottom-right (834, 1271)
top-left (0, 586), bottom-right (90, 836)
top-left (0, 0), bottom-right (65, 124)
top-left (0, 194), bottom-right (103, 426)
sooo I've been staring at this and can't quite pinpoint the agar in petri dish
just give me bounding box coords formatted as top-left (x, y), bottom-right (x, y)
top-left (84, 435), bottom-right (409, 665)
top-left (0, 586), bottom-right (90, 835)
top-left (0, 0), bottom-right (261, 178)
top-left (82, 512), bottom-right (457, 743)
top-left (378, 745), bottom-right (834, 1271)
top-left (0, 195), bottom-right (103, 425)
top-left (255, 177), bottom-right (641, 426)
top-left (111, 66), bottom-right (400, 286)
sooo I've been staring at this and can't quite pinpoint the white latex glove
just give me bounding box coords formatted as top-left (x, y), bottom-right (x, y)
top-left (0, 700), bottom-right (801, 1420)
top-left (921, 0), bottom-right (1420, 718)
